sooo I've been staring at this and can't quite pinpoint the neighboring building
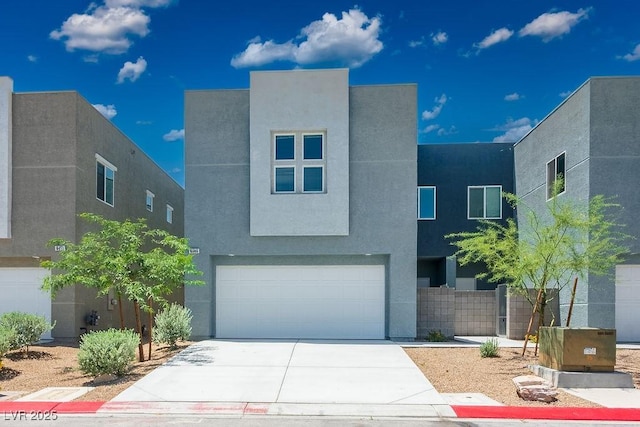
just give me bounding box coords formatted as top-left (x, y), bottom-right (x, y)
top-left (514, 76), bottom-right (640, 342)
top-left (417, 143), bottom-right (514, 291)
top-left (0, 77), bottom-right (184, 338)
top-left (185, 69), bottom-right (417, 340)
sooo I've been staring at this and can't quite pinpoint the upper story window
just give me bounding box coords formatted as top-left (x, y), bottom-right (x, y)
top-left (146, 190), bottom-right (155, 212)
top-left (272, 132), bottom-right (326, 194)
top-left (417, 186), bottom-right (436, 220)
top-left (166, 204), bottom-right (174, 224)
top-left (468, 185), bottom-right (502, 219)
top-left (546, 152), bottom-right (566, 200)
top-left (96, 154), bottom-right (117, 206)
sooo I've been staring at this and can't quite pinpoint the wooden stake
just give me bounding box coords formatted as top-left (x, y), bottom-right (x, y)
top-left (522, 288), bottom-right (544, 356)
top-left (566, 277), bottom-right (578, 327)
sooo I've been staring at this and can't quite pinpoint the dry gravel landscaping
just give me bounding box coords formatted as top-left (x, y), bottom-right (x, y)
top-left (1, 340), bottom-right (638, 406)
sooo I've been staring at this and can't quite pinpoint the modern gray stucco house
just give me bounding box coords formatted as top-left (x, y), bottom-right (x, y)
top-left (185, 69), bottom-right (417, 340)
top-left (0, 77), bottom-right (184, 338)
top-left (417, 143), bottom-right (514, 291)
top-left (515, 76), bottom-right (640, 342)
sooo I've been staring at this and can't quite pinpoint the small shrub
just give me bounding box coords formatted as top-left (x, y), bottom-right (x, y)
top-left (0, 312), bottom-right (55, 352)
top-left (153, 303), bottom-right (192, 349)
top-left (479, 337), bottom-right (500, 358)
top-left (0, 326), bottom-right (15, 361)
top-left (425, 330), bottom-right (448, 342)
top-left (78, 328), bottom-right (140, 377)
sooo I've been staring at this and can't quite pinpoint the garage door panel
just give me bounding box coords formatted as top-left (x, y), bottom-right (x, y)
top-left (615, 265), bottom-right (640, 342)
top-left (0, 268), bottom-right (52, 340)
top-left (216, 265), bottom-right (385, 339)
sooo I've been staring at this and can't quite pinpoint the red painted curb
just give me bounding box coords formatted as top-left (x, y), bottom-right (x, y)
top-left (452, 405), bottom-right (640, 421)
top-left (0, 401), bottom-right (105, 414)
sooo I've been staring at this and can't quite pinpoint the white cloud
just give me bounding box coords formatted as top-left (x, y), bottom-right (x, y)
top-left (117, 56), bottom-right (147, 83)
top-left (476, 27), bottom-right (513, 50)
top-left (504, 93), bottom-right (522, 101)
top-left (408, 37), bottom-right (425, 48)
top-left (231, 8), bottom-right (383, 68)
top-left (105, 0), bottom-right (175, 7)
top-left (622, 44), bottom-right (640, 62)
top-left (27, 55), bottom-right (38, 63)
top-left (422, 124), bottom-right (440, 134)
top-left (492, 117), bottom-right (534, 142)
top-left (422, 94), bottom-right (448, 120)
top-left (136, 120), bottom-right (153, 125)
top-left (163, 129), bottom-right (184, 142)
top-left (93, 103), bottom-right (117, 120)
top-left (519, 8), bottom-right (590, 42)
top-left (559, 90), bottom-right (572, 98)
top-left (432, 31), bottom-right (448, 45)
top-left (50, 5), bottom-right (150, 54)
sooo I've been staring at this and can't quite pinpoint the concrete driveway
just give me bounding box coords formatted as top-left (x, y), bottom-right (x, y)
top-left (111, 340), bottom-right (447, 407)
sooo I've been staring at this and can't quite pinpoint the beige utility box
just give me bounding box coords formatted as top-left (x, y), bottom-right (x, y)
top-left (538, 327), bottom-right (616, 372)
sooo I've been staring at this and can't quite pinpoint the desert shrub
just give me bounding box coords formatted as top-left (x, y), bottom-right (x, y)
top-left (153, 303), bottom-right (192, 349)
top-left (0, 312), bottom-right (55, 352)
top-left (78, 329), bottom-right (139, 377)
top-left (425, 330), bottom-right (448, 342)
top-left (0, 326), bottom-right (15, 360)
top-left (479, 337), bottom-right (500, 358)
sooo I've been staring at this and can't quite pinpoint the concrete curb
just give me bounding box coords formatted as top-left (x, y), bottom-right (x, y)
top-left (1, 401), bottom-right (640, 421)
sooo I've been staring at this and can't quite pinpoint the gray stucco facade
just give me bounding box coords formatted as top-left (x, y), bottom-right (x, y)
top-left (0, 78), bottom-right (184, 338)
top-left (185, 69), bottom-right (417, 339)
top-left (514, 77), bottom-right (640, 330)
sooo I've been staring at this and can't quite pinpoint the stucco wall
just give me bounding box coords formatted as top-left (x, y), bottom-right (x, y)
top-left (185, 77), bottom-right (417, 339)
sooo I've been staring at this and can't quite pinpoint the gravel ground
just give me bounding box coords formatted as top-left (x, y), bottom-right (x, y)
top-left (0, 340), bottom-right (190, 401)
top-left (405, 346), bottom-right (640, 407)
top-left (1, 340), bottom-right (638, 405)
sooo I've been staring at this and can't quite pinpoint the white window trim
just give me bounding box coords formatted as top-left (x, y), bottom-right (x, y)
top-left (95, 154), bottom-right (116, 207)
top-left (273, 165), bottom-right (296, 193)
top-left (302, 132), bottom-right (325, 160)
top-left (274, 133), bottom-right (296, 161)
top-left (467, 185), bottom-right (502, 220)
top-left (417, 186), bottom-right (436, 220)
top-left (302, 165), bottom-right (325, 193)
top-left (546, 151), bottom-right (566, 201)
top-left (146, 190), bottom-right (155, 212)
top-left (166, 204), bottom-right (174, 224)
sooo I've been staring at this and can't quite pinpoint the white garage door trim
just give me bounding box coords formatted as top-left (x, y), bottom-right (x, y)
top-left (615, 265), bottom-right (640, 342)
top-left (216, 264), bottom-right (385, 339)
top-left (0, 267), bottom-right (52, 340)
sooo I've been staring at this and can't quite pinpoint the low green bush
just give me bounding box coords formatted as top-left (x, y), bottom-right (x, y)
top-left (0, 326), bottom-right (15, 360)
top-left (425, 330), bottom-right (448, 342)
top-left (153, 303), bottom-right (192, 349)
top-left (0, 312), bottom-right (55, 352)
top-left (78, 329), bottom-right (140, 377)
top-left (479, 337), bottom-right (500, 358)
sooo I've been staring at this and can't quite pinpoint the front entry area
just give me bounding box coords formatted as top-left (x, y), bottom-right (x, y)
top-left (215, 265), bottom-right (385, 339)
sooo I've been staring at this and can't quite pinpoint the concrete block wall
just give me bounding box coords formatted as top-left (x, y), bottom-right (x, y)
top-left (455, 290), bottom-right (496, 335)
top-left (506, 289), bottom-right (560, 340)
top-left (417, 287), bottom-right (455, 338)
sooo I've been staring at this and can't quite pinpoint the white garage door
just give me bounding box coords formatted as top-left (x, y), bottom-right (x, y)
top-left (216, 265), bottom-right (385, 339)
top-left (615, 265), bottom-right (640, 342)
top-left (0, 268), bottom-right (52, 340)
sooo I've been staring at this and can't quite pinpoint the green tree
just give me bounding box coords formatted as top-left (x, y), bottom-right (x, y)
top-left (447, 182), bottom-right (630, 330)
top-left (41, 213), bottom-right (203, 361)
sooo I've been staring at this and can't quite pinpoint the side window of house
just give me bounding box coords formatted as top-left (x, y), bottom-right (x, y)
top-left (468, 185), bottom-right (502, 219)
top-left (546, 152), bottom-right (566, 200)
top-left (166, 204), bottom-right (173, 224)
top-left (96, 154), bottom-right (116, 206)
top-left (417, 186), bottom-right (436, 220)
top-left (273, 132), bottom-right (326, 194)
top-left (146, 190), bottom-right (155, 212)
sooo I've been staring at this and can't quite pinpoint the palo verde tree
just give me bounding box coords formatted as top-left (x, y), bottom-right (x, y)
top-left (447, 181), bottom-right (630, 330)
top-left (41, 213), bottom-right (203, 361)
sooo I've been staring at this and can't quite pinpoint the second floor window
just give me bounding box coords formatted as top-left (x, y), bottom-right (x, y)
top-left (273, 132), bottom-right (326, 194)
top-left (146, 190), bottom-right (155, 212)
top-left (96, 154), bottom-right (116, 206)
top-left (417, 186), bottom-right (436, 220)
top-left (547, 152), bottom-right (566, 200)
top-left (468, 185), bottom-right (502, 219)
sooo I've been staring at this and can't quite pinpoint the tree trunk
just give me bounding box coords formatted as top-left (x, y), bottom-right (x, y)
top-left (133, 300), bottom-right (145, 362)
top-left (117, 293), bottom-right (125, 330)
top-left (147, 298), bottom-right (153, 361)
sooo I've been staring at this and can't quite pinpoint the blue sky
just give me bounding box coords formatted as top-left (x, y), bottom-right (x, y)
top-left (1, 1), bottom-right (639, 186)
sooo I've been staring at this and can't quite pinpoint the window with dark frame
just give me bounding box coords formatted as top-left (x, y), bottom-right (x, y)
top-left (468, 185), bottom-right (502, 219)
